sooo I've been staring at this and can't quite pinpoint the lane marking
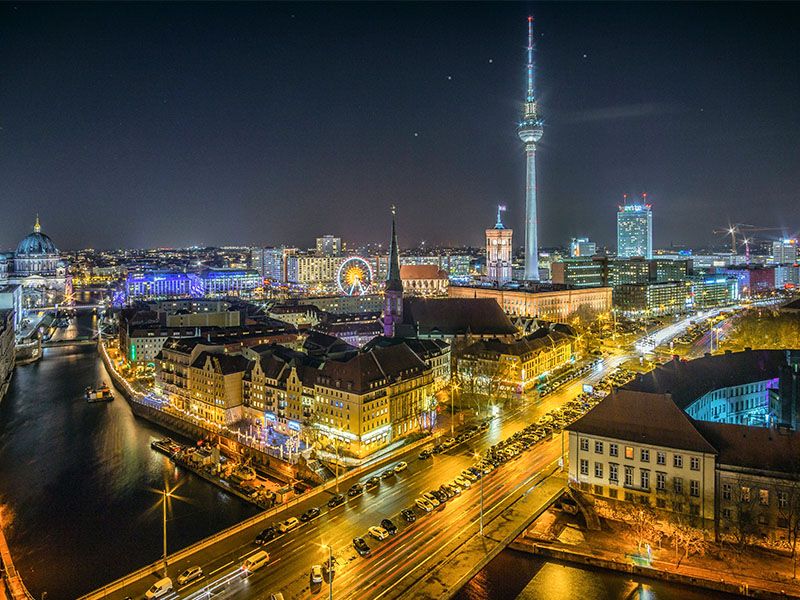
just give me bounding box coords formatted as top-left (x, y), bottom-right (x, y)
top-left (208, 561), bottom-right (233, 576)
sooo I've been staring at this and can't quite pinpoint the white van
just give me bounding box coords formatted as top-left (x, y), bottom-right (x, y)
top-left (144, 577), bottom-right (173, 599)
top-left (242, 550), bottom-right (270, 573)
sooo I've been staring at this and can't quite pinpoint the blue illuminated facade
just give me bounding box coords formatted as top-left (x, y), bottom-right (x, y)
top-left (125, 268), bottom-right (260, 300)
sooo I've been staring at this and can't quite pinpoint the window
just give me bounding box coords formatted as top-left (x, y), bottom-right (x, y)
top-left (674, 477), bottom-right (684, 495)
top-left (624, 465), bottom-right (634, 486)
top-left (608, 488), bottom-right (618, 499)
top-left (609, 443), bottom-right (619, 457)
top-left (722, 508), bottom-right (732, 519)
top-left (779, 516), bottom-right (789, 529)
top-left (758, 514), bottom-right (768, 526)
top-left (609, 463), bottom-right (619, 483)
top-left (580, 438), bottom-right (589, 451)
top-left (741, 486), bottom-right (751, 503)
top-left (656, 451), bottom-right (666, 465)
top-left (641, 449), bottom-right (650, 463)
top-left (656, 472), bottom-right (666, 491)
top-left (594, 441), bottom-right (604, 454)
top-left (593, 484), bottom-right (604, 495)
top-left (641, 469), bottom-right (650, 490)
top-left (722, 483), bottom-right (731, 501)
top-left (778, 490), bottom-right (789, 509)
top-left (595, 462), bottom-right (604, 478)
top-left (580, 459), bottom-right (589, 476)
top-left (690, 457), bottom-right (700, 471)
top-left (656, 498), bottom-right (666, 508)
top-left (672, 501), bottom-right (684, 513)
top-left (673, 454), bottom-right (683, 468)
top-left (759, 489), bottom-right (769, 506)
top-left (690, 480), bottom-right (700, 497)
top-left (625, 446), bottom-right (634, 460)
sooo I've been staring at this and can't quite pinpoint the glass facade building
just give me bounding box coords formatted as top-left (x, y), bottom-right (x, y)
top-left (617, 204), bottom-right (653, 259)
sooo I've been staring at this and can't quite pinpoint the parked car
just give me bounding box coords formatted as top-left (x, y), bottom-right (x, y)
top-left (418, 449), bottom-right (432, 459)
top-left (310, 564), bottom-right (324, 584)
top-left (255, 527), bottom-right (277, 545)
top-left (144, 577), bottom-right (173, 599)
top-left (415, 498), bottom-right (434, 512)
top-left (328, 494), bottom-right (345, 508)
top-left (353, 536), bottom-right (371, 557)
top-left (381, 468), bottom-right (396, 479)
top-left (368, 525), bottom-right (389, 540)
top-left (394, 461), bottom-right (408, 472)
top-left (380, 518), bottom-right (398, 534)
top-left (300, 507), bottom-right (320, 522)
top-left (348, 483), bottom-right (364, 497)
top-left (401, 508), bottom-right (417, 522)
top-left (177, 565), bottom-right (203, 585)
top-left (277, 517), bottom-right (299, 533)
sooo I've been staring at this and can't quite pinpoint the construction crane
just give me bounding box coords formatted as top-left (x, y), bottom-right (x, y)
top-left (712, 224), bottom-right (794, 264)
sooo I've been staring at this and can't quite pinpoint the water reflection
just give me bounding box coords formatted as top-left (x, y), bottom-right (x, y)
top-left (0, 313), bottom-right (258, 599)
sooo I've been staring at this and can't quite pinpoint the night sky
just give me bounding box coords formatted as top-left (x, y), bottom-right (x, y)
top-left (1, 2), bottom-right (798, 251)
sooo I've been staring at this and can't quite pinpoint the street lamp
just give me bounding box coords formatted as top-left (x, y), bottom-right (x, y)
top-left (450, 381), bottom-right (461, 437)
top-left (162, 484), bottom-right (172, 576)
top-left (323, 543), bottom-right (334, 600)
top-left (473, 451), bottom-right (484, 536)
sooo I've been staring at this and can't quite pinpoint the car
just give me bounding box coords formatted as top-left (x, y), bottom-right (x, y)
top-left (310, 564), bottom-right (324, 584)
top-left (415, 498), bottom-right (433, 512)
top-left (394, 461), bottom-right (408, 472)
top-left (300, 507), bottom-right (320, 522)
top-left (381, 468), bottom-right (396, 479)
top-left (447, 482), bottom-right (461, 494)
top-left (368, 525), bottom-right (389, 540)
top-left (255, 527), bottom-right (277, 545)
top-left (431, 489), bottom-right (447, 503)
top-left (242, 550), bottom-right (270, 573)
top-left (461, 469), bottom-right (478, 482)
top-left (365, 476), bottom-right (380, 490)
top-left (353, 536), bottom-right (371, 557)
top-left (323, 558), bottom-right (336, 581)
top-left (348, 483), bottom-right (364, 497)
top-left (380, 518), bottom-right (398, 534)
top-left (401, 508), bottom-right (417, 522)
top-left (418, 449), bottom-right (432, 459)
top-left (269, 594), bottom-right (285, 600)
top-left (144, 577), bottom-right (173, 599)
top-left (277, 517), bottom-right (299, 533)
top-left (328, 494), bottom-right (345, 508)
top-left (432, 444), bottom-right (444, 454)
top-left (177, 565), bottom-right (203, 585)
top-left (443, 437), bottom-right (456, 447)
top-left (422, 492), bottom-right (440, 506)
top-left (454, 475), bottom-right (470, 488)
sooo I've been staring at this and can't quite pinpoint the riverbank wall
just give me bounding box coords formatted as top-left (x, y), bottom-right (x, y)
top-left (0, 513), bottom-right (33, 600)
top-left (97, 342), bottom-right (297, 483)
top-left (509, 541), bottom-right (800, 599)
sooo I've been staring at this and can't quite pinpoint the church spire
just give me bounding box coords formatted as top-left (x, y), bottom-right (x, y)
top-left (34, 214), bottom-right (41, 233)
top-left (386, 205), bottom-right (403, 293)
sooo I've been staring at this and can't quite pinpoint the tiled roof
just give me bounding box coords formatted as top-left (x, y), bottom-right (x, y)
top-left (692, 420), bottom-right (800, 475)
top-left (398, 297), bottom-right (516, 337)
top-left (623, 350), bottom-right (788, 409)
top-left (191, 351), bottom-right (250, 375)
top-left (565, 389), bottom-right (718, 454)
top-left (400, 265), bottom-right (448, 280)
top-left (461, 329), bottom-right (572, 359)
top-left (318, 343), bottom-right (428, 394)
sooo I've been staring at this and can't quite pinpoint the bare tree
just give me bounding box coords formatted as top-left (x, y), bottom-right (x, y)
top-left (624, 502), bottom-right (661, 553)
top-left (724, 476), bottom-right (761, 551)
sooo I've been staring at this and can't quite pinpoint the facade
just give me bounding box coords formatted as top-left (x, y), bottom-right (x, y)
top-left (0, 309), bottom-right (15, 403)
top-left (613, 278), bottom-right (737, 317)
top-left (449, 285), bottom-right (612, 323)
top-left (721, 266), bottom-right (776, 296)
top-left (126, 271), bottom-right (203, 299)
top-left (1, 217), bottom-right (72, 308)
top-left (187, 352), bottom-right (250, 425)
top-left (771, 239), bottom-right (798, 265)
top-left (550, 259), bottom-right (605, 288)
top-left (457, 329), bottom-right (573, 395)
top-left (400, 254), bottom-right (472, 279)
top-left (200, 268), bottom-right (260, 296)
top-left (617, 202), bottom-right (653, 259)
top-left (567, 390), bottom-right (718, 527)
top-left (486, 206), bottom-right (513, 285)
top-left (568, 388), bottom-right (800, 543)
top-left (285, 255), bottom-right (345, 286)
top-left (251, 246), bottom-right (294, 282)
top-left (400, 265), bottom-right (448, 296)
top-left (570, 238), bottom-right (597, 258)
top-left (518, 17), bottom-right (544, 281)
top-left (0, 285), bottom-right (23, 330)
top-left (316, 235), bottom-right (342, 257)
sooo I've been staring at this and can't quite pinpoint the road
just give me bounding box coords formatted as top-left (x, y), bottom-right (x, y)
top-left (103, 352), bottom-right (621, 600)
top-left (102, 303), bottom-right (743, 600)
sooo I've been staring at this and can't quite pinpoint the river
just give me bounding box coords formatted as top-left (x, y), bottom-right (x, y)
top-left (0, 310), bottom-right (259, 599)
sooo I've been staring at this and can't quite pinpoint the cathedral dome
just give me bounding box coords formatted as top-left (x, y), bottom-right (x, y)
top-left (16, 216), bottom-right (58, 256)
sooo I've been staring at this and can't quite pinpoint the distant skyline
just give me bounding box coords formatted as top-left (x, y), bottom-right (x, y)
top-left (1, 2), bottom-right (799, 251)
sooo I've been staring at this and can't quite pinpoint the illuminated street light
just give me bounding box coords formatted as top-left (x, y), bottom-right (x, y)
top-left (473, 451), bottom-right (484, 535)
top-left (162, 484), bottom-right (171, 576)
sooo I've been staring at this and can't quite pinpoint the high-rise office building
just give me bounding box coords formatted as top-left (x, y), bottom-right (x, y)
top-left (772, 239), bottom-right (798, 265)
top-left (518, 17), bottom-right (544, 281)
top-left (316, 235), bottom-right (342, 257)
top-left (617, 196), bottom-right (653, 259)
top-left (570, 237), bottom-right (596, 258)
top-left (486, 206), bottom-right (513, 285)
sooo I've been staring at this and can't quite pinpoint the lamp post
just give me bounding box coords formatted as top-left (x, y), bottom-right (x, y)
top-left (162, 485), bottom-right (171, 577)
top-left (324, 544), bottom-right (334, 600)
top-left (450, 381), bottom-right (460, 437)
top-left (473, 452), bottom-right (484, 536)
top-left (334, 440), bottom-right (340, 494)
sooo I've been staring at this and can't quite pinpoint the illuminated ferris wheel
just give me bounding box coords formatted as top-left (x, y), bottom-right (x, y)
top-left (337, 256), bottom-right (373, 296)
